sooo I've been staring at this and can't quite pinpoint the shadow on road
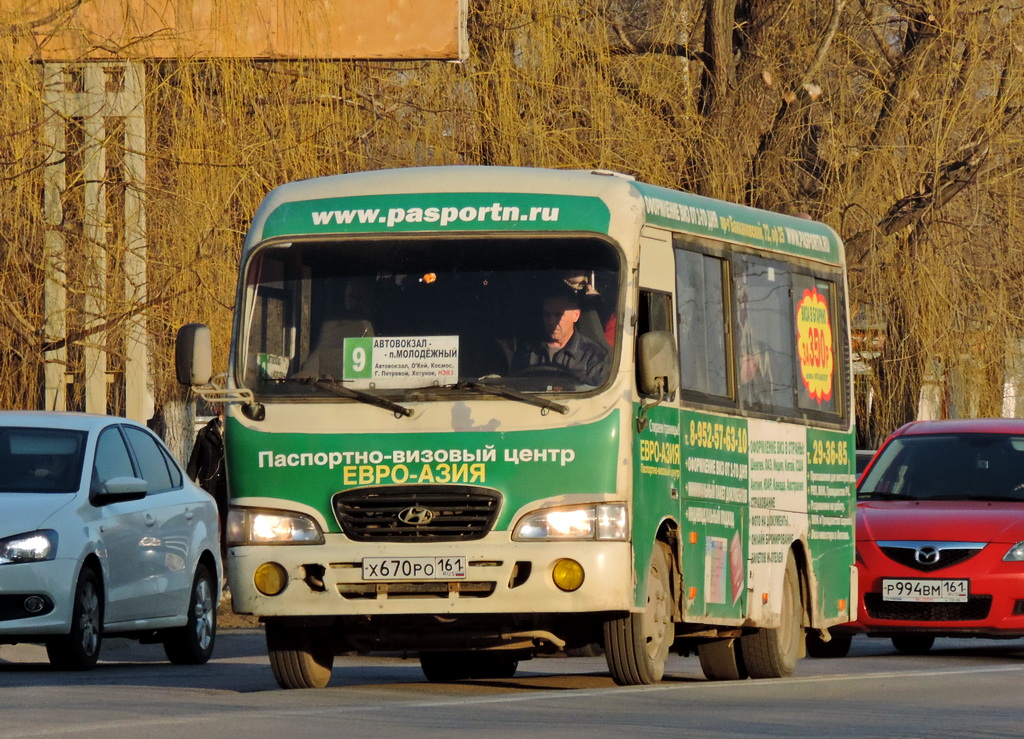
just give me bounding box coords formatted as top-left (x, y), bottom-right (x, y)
top-left (2, 631), bottom-right (684, 693)
top-left (0, 629), bottom-right (284, 692)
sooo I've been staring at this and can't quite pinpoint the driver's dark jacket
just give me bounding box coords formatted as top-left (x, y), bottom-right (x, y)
top-left (512, 330), bottom-right (609, 386)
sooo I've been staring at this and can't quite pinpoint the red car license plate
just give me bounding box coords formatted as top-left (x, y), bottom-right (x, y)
top-left (881, 578), bottom-right (969, 603)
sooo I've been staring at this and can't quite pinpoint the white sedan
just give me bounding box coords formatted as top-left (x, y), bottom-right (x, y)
top-left (0, 411), bottom-right (222, 669)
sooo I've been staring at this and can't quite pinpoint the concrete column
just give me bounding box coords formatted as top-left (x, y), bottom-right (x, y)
top-left (41, 61), bottom-right (150, 421)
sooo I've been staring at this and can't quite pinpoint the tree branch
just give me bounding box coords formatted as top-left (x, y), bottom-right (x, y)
top-left (608, 39), bottom-right (708, 66)
top-left (3, 0), bottom-right (85, 34)
top-left (40, 292), bottom-right (177, 354)
top-left (745, 0), bottom-right (846, 206)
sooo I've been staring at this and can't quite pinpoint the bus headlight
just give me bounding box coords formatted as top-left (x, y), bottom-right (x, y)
top-left (227, 508), bottom-right (324, 545)
top-left (513, 503), bottom-right (628, 541)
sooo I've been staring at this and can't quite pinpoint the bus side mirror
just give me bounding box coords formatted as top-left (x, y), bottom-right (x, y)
top-left (637, 331), bottom-right (679, 396)
top-left (176, 323), bottom-right (213, 386)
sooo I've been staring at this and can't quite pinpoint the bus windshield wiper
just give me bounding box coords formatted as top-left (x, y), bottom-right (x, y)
top-left (280, 376), bottom-right (413, 417)
top-left (463, 381), bottom-right (569, 415)
top-left (408, 381), bottom-right (568, 415)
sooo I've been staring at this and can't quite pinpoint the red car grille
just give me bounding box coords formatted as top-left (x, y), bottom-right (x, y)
top-left (879, 545), bottom-right (984, 572)
top-left (864, 593), bottom-right (992, 621)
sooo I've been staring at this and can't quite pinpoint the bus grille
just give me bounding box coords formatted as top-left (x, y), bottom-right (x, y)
top-left (333, 486), bottom-right (502, 542)
top-left (864, 593), bottom-right (992, 621)
top-left (338, 581), bottom-right (496, 599)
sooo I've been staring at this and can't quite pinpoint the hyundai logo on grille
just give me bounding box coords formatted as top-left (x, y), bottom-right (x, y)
top-left (915, 546), bottom-right (941, 565)
top-left (398, 506), bottom-right (436, 525)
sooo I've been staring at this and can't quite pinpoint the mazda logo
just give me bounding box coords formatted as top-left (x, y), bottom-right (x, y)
top-left (397, 506), bottom-right (436, 525)
top-left (915, 546), bottom-right (941, 565)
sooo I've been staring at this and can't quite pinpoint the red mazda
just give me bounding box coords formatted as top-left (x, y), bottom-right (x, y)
top-left (818, 418), bottom-right (1024, 656)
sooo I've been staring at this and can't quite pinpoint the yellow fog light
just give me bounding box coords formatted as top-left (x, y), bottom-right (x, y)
top-left (254, 562), bottom-right (289, 596)
top-left (551, 558), bottom-right (585, 592)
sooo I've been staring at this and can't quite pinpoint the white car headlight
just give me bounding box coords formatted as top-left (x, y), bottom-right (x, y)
top-left (227, 508), bottom-right (324, 545)
top-left (1003, 542), bottom-right (1024, 562)
top-left (514, 503), bottom-right (628, 541)
top-left (0, 530), bottom-right (58, 564)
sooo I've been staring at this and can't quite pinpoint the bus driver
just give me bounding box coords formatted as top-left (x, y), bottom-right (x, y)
top-left (512, 284), bottom-right (609, 386)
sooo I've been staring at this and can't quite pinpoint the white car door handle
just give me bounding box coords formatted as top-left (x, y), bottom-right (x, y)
top-left (185, 508), bottom-right (195, 521)
top-left (144, 513), bottom-right (157, 526)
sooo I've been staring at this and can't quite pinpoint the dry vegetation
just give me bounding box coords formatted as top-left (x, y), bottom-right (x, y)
top-left (1, 0), bottom-right (1023, 448)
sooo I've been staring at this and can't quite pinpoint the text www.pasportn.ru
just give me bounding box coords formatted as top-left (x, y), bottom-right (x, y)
top-left (311, 203), bottom-right (561, 228)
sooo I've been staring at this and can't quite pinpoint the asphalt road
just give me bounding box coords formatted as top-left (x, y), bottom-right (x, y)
top-left (2, 629), bottom-right (1022, 738)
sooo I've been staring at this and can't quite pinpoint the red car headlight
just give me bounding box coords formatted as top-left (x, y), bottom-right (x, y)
top-left (1003, 542), bottom-right (1024, 562)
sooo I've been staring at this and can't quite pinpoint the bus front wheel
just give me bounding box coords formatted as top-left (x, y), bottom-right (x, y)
top-left (266, 621), bottom-right (334, 689)
top-left (740, 555), bottom-right (802, 678)
top-left (604, 541), bottom-right (674, 685)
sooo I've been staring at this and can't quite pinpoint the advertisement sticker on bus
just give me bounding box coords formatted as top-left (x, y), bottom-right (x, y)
top-left (795, 288), bottom-right (835, 404)
top-left (261, 192), bottom-right (612, 237)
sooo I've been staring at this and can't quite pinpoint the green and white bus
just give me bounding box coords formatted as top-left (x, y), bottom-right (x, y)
top-left (177, 166), bottom-right (856, 688)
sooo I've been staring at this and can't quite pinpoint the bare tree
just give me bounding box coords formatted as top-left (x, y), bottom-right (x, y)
top-left (1, 0), bottom-right (1022, 445)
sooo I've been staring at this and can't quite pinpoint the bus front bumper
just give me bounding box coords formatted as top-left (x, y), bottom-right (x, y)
top-left (225, 537), bottom-right (635, 620)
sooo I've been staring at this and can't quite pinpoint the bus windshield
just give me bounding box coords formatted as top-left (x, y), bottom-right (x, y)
top-left (240, 236), bottom-right (620, 398)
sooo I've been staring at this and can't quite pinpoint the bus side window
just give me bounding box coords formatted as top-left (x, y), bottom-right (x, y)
top-left (735, 255), bottom-right (797, 411)
top-left (674, 249), bottom-right (730, 398)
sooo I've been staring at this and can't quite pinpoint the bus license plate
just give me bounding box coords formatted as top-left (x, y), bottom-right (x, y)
top-left (881, 578), bottom-right (968, 602)
top-left (362, 556), bottom-right (467, 581)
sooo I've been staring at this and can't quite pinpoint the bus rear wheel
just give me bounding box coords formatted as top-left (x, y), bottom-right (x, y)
top-left (604, 541), bottom-right (674, 685)
top-left (740, 555), bottom-right (802, 679)
top-left (266, 621), bottom-right (334, 689)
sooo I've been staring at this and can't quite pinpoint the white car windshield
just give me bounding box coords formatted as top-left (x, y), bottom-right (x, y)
top-left (0, 428), bottom-right (86, 494)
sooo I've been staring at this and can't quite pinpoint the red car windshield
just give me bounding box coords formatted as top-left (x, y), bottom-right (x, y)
top-left (858, 433), bottom-right (1024, 502)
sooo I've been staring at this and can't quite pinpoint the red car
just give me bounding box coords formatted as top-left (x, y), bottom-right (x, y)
top-left (812, 418), bottom-right (1024, 657)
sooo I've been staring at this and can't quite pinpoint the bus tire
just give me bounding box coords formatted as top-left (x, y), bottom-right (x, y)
top-left (266, 621), bottom-right (334, 689)
top-left (604, 541), bottom-right (674, 685)
top-left (741, 555), bottom-right (802, 679)
top-left (697, 638), bottom-right (748, 680)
